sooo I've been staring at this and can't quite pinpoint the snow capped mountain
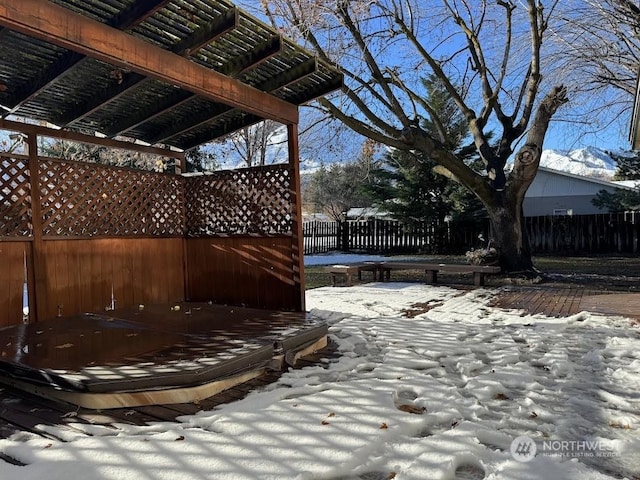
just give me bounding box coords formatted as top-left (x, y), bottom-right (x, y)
top-left (539, 146), bottom-right (617, 179)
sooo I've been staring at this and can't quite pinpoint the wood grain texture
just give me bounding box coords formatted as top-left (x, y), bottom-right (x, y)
top-left (185, 236), bottom-right (297, 310)
top-left (0, 368), bottom-right (267, 410)
top-left (36, 238), bottom-right (184, 320)
top-left (0, 241), bottom-right (28, 327)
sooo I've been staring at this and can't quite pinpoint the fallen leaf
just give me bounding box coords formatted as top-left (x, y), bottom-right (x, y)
top-left (609, 421), bottom-right (632, 430)
top-left (494, 393), bottom-right (509, 400)
top-left (387, 473), bottom-right (397, 479)
top-left (379, 422), bottom-right (388, 429)
top-left (44, 444), bottom-right (52, 449)
top-left (327, 412), bottom-right (336, 418)
top-left (175, 435), bottom-right (185, 441)
top-left (530, 411), bottom-right (538, 418)
top-left (397, 404), bottom-right (426, 414)
top-left (321, 420), bottom-right (330, 425)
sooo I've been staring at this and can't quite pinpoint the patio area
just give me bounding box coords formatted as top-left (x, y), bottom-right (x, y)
top-left (0, 282), bottom-right (637, 443)
top-left (1, 281), bottom-right (638, 479)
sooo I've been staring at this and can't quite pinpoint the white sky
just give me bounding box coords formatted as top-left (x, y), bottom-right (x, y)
top-left (0, 259), bottom-right (638, 479)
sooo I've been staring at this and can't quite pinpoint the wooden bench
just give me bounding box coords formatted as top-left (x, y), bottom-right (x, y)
top-left (324, 262), bottom-right (383, 286)
top-left (381, 262), bottom-right (501, 286)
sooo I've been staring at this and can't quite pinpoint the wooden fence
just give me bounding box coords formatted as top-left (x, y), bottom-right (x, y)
top-left (526, 212), bottom-right (640, 254)
top-left (303, 219), bottom-right (488, 255)
top-left (304, 213), bottom-right (640, 256)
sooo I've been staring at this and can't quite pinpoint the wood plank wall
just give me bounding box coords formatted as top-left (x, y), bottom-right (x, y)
top-left (185, 236), bottom-right (297, 310)
top-left (0, 241), bottom-right (29, 327)
top-left (34, 238), bottom-right (184, 321)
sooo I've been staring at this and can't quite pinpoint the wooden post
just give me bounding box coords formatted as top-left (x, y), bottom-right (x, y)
top-left (25, 132), bottom-right (44, 322)
top-left (287, 123), bottom-right (305, 311)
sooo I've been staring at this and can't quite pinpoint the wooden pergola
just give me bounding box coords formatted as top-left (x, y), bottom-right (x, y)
top-left (0, 0), bottom-right (343, 326)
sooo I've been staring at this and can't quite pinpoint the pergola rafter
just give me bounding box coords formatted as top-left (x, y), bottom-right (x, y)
top-left (57, 6), bottom-right (240, 130)
top-left (148, 58), bottom-right (324, 147)
top-left (107, 34), bottom-right (286, 139)
top-left (1, 0), bottom-right (171, 117)
top-left (0, 0), bottom-right (343, 151)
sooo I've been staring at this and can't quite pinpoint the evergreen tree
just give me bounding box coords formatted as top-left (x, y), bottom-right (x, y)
top-left (593, 150), bottom-right (640, 211)
top-left (365, 76), bottom-right (485, 224)
top-left (185, 146), bottom-right (219, 172)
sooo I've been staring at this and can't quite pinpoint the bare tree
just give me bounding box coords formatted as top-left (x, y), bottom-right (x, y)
top-left (39, 139), bottom-right (171, 172)
top-left (546, 0), bottom-right (640, 138)
top-left (228, 120), bottom-right (286, 167)
top-left (262, 0), bottom-right (567, 271)
top-left (553, 0), bottom-right (640, 97)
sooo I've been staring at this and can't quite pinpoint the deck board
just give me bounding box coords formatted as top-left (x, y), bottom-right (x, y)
top-left (579, 293), bottom-right (640, 319)
top-left (491, 286), bottom-right (636, 319)
top-left (0, 302), bottom-right (326, 397)
top-left (0, 339), bottom-right (338, 442)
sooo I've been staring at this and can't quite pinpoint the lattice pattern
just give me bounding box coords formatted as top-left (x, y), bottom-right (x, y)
top-left (39, 159), bottom-right (184, 237)
top-left (185, 165), bottom-right (292, 236)
top-left (0, 156), bottom-right (32, 237)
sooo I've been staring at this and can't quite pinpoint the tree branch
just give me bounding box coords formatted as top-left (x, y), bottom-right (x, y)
top-left (507, 85), bottom-right (569, 198)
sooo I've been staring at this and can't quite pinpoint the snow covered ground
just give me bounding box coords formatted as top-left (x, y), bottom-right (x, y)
top-left (1, 283), bottom-right (639, 479)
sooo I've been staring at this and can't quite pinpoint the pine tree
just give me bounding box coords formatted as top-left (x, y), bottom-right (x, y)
top-left (592, 150), bottom-right (640, 211)
top-left (364, 76), bottom-right (485, 224)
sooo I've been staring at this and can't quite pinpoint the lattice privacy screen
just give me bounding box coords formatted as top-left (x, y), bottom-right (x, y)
top-left (39, 159), bottom-right (184, 237)
top-left (0, 156), bottom-right (32, 237)
top-left (184, 165), bottom-right (293, 236)
top-left (1, 158), bottom-right (293, 238)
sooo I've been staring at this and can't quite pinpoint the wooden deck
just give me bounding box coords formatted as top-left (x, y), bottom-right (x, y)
top-left (0, 346), bottom-right (335, 465)
top-left (491, 286), bottom-right (640, 320)
top-left (0, 302), bottom-right (331, 448)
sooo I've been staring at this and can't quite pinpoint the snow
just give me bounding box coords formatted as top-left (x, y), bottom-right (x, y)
top-left (304, 253), bottom-right (416, 266)
top-left (1, 280), bottom-right (640, 478)
top-left (540, 147), bottom-right (617, 179)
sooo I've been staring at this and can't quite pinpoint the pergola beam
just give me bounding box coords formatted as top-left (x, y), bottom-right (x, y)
top-left (1, 0), bottom-right (171, 117)
top-left (221, 35), bottom-right (282, 77)
top-left (150, 59), bottom-right (317, 146)
top-left (259, 58), bottom-right (317, 93)
top-left (171, 7), bottom-right (238, 56)
top-left (284, 74), bottom-right (344, 105)
top-left (0, 118), bottom-right (185, 159)
top-left (104, 90), bottom-right (196, 138)
top-left (107, 35), bottom-right (286, 139)
top-left (149, 105), bottom-right (236, 145)
top-left (109, 0), bottom-right (171, 29)
top-left (54, 71), bottom-right (147, 127)
top-left (0, 0), bottom-right (298, 126)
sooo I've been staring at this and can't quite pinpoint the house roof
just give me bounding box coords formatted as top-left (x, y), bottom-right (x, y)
top-left (0, 0), bottom-right (342, 151)
top-left (535, 166), bottom-right (635, 191)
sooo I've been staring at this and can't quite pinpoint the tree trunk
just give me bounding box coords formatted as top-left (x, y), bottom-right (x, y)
top-left (485, 195), bottom-right (534, 273)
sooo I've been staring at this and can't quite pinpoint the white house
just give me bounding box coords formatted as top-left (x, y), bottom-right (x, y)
top-left (523, 167), bottom-right (636, 216)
